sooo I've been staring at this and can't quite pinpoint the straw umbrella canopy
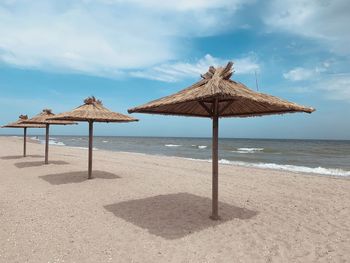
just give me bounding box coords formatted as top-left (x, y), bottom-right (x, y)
top-left (23, 109), bottom-right (76, 164)
top-left (48, 97), bottom-right (138, 179)
top-left (128, 62), bottom-right (315, 220)
top-left (2, 115), bottom-right (45, 157)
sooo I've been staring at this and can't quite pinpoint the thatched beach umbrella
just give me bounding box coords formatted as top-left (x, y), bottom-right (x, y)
top-left (128, 62), bottom-right (315, 220)
top-left (2, 115), bottom-right (45, 157)
top-left (48, 97), bottom-right (138, 179)
top-left (23, 109), bottom-right (76, 164)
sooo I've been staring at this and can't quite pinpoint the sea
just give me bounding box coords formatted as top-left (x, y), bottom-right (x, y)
top-left (28, 136), bottom-right (350, 177)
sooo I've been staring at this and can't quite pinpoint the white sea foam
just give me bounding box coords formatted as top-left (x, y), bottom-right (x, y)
top-left (184, 158), bottom-right (350, 177)
top-left (223, 159), bottom-right (350, 176)
top-left (36, 138), bottom-right (65, 146)
top-left (165, 144), bottom-right (181, 147)
top-left (102, 140), bottom-right (108, 143)
top-left (48, 140), bottom-right (65, 146)
top-left (68, 146), bottom-right (98, 150)
top-left (232, 147), bottom-right (264, 153)
top-left (70, 146), bottom-right (88, 150)
top-left (191, 145), bottom-right (207, 149)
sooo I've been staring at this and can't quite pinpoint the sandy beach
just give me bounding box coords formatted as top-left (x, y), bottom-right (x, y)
top-left (0, 136), bottom-right (349, 262)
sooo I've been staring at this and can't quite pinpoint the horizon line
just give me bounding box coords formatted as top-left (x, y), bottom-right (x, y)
top-left (0, 134), bottom-right (349, 142)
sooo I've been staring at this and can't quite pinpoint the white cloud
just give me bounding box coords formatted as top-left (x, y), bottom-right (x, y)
top-left (234, 56), bottom-right (260, 74)
top-left (283, 64), bottom-right (328, 81)
top-left (129, 54), bottom-right (260, 82)
top-left (96, 0), bottom-right (246, 11)
top-left (264, 0), bottom-right (350, 55)
top-left (317, 74), bottom-right (350, 101)
top-left (283, 68), bottom-right (315, 81)
top-left (0, 0), bottom-right (252, 77)
top-left (288, 73), bottom-right (350, 102)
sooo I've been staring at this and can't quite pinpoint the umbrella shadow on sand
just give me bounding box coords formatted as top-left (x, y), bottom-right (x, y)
top-left (14, 160), bottom-right (69, 168)
top-left (40, 170), bottom-right (121, 185)
top-left (104, 193), bottom-right (258, 240)
top-left (1, 155), bottom-right (43, 160)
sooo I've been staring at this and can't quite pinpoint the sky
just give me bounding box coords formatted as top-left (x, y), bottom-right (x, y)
top-left (0, 0), bottom-right (349, 139)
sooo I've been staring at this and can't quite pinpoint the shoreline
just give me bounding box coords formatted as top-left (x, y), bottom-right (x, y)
top-left (2, 134), bottom-right (350, 142)
top-left (24, 135), bottom-right (350, 178)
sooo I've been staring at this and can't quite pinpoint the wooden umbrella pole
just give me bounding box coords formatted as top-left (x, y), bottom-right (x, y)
top-left (23, 127), bottom-right (27, 157)
top-left (211, 98), bottom-right (219, 220)
top-left (45, 124), bottom-right (49, 164)
top-left (88, 121), bottom-right (94, 179)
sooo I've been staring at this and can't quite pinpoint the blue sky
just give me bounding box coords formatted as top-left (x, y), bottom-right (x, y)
top-left (0, 0), bottom-right (349, 139)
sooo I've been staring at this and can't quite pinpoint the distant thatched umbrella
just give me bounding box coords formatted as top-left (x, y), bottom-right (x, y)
top-left (2, 115), bottom-right (45, 157)
top-left (128, 62), bottom-right (315, 220)
top-left (23, 109), bottom-right (76, 164)
top-left (48, 97), bottom-right (138, 179)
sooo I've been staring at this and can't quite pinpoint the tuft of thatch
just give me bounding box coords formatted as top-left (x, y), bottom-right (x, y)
top-left (23, 109), bottom-right (77, 125)
top-left (84, 96), bottom-right (102, 105)
top-left (128, 62), bottom-right (315, 118)
top-left (48, 97), bottom-right (138, 123)
top-left (42, 109), bottom-right (52, 115)
top-left (2, 115), bottom-right (45, 128)
top-left (19, 115), bottom-right (28, 120)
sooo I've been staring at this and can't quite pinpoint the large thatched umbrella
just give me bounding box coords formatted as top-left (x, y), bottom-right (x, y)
top-left (2, 115), bottom-right (45, 157)
top-left (48, 97), bottom-right (138, 179)
top-left (23, 109), bottom-right (76, 164)
top-left (128, 62), bottom-right (315, 220)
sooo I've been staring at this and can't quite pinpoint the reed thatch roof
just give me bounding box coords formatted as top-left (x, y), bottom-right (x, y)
top-left (128, 62), bottom-right (315, 118)
top-left (2, 115), bottom-right (45, 128)
top-left (48, 97), bottom-right (138, 123)
top-left (23, 109), bottom-right (77, 125)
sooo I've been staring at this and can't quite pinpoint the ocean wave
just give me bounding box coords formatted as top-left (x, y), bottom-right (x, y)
top-left (48, 140), bottom-right (65, 146)
top-left (232, 147), bottom-right (264, 153)
top-left (184, 158), bottom-right (350, 177)
top-left (191, 145), bottom-right (207, 149)
top-left (165, 144), bottom-right (182, 147)
top-left (72, 146), bottom-right (88, 150)
top-left (69, 146), bottom-right (98, 150)
top-left (34, 137), bottom-right (65, 146)
top-left (102, 140), bottom-right (108, 143)
top-left (222, 159), bottom-right (350, 176)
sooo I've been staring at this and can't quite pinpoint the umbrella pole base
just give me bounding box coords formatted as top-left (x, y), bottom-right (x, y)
top-left (209, 215), bottom-right (221, 221)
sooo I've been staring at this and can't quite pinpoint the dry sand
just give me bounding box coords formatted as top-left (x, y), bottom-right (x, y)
top-left (0, 136), bottom-right (349, 262)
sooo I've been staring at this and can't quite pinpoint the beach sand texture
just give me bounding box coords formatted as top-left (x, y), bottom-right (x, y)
top-left (0, 136), bottom-right (349, 262)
